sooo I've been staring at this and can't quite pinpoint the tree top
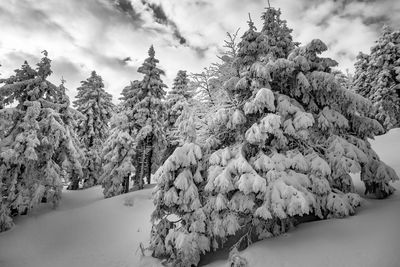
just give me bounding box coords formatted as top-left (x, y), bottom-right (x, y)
top-left (148, 45), bottom-right (155, 58)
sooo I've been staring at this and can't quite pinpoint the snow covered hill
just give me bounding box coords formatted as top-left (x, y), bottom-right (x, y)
top-left (0, 129), bottom-right (399, 267)
top-left (0, 185), bottom-right (158, 267)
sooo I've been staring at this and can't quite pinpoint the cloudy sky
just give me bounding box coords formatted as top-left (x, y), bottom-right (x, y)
top-left (0, 0), bottom-right (399, 102)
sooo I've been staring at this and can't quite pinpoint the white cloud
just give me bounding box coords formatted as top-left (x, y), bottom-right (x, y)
top-left (0, 0), bottom-right (399, 103)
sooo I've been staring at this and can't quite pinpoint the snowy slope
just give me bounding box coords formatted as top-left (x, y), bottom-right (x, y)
top-left (0, 129), bottom-right (399, 267)
top-left (0, 185), bottom-right (159, 267)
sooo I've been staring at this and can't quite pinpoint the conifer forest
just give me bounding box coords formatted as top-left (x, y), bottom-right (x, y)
top-left (0, 1), bottom-right (399, 267)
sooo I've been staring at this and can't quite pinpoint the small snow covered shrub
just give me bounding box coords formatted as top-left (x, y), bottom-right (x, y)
top-left (124, 196), bottom-right (135, 207)
top-left (228, 248), bottom-right (248, 267)
top-left (0, 203), bottom-right (14, 232)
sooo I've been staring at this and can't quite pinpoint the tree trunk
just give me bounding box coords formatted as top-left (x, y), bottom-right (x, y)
top-left (122, 175), bottom-right (130, 193)
top-left (138, 144), bottom-right (146, 190)
top-left (67, 175), bottom-right (80, 190)
top-left (146, 145), bottom-right (153, 184)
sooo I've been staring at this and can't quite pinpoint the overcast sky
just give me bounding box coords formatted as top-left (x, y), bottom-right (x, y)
top-left (0, 0), bottom-right (399, 102)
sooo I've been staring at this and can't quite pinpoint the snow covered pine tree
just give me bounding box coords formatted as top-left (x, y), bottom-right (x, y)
top-left (57, 79), bottom-right (85, 190)
top-left (133, 45), bottom-right (167, 189)
top-left (0, 52), bottom-right (84, 231)
top-left (164, 70), bottom-right (192, 160)
top-left (100, 81), bottom-right (140, 197)
top-left (72, 71), bottom-right (114, 189)
top-left (353, 26), bottom-right (400, 130)
top-left (150, 6), bottom-right (399, 265)
top-left (151, 105), bottom-right (209, 267)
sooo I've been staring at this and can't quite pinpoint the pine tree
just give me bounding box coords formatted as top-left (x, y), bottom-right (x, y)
top-left (257, 7), bottom-right (299, 60)
top-left (100, 114), bottom-right (136, 197)
top-left (150, 6), bottom-right (399, 264)
top-left (56, 79), bottom-right (85, 192)
top-left (164, 70), bottom-right (191, 160)
top-left (72, 71), bottom-right (114, 189)
top-left (234, 14), bottom-right (260, 71)
top-left (151, 106), bottom-right (208, 267)
top-left (166, 70), bottom-right (191, 128)
top-left (204, 7), bottom-right (397, 249)
top-left (99, 81), bottom-right (140, 197)
top-left (353, 26), bottom-right (400, 130)
top-left (0, 52), bottom-right (84, 231)
top-left (134, 45), bottom-right (167, 188)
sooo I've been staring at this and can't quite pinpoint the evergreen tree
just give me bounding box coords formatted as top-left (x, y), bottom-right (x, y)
top-left (234, 14), bottom-right (260, 70)
top-left (134, 45), bottom-right (167, 188)
top-left (150, 6), bottom-right (399, 264)
top-left (100, 113), bottom-right (136, 197)
top-left (151, 106), bottom-right (208, 267)
top-left (257, 7), bottom-right (299, 60)
top-left (57, 79), bottom-right (85, 192)
top-left (0, 52), bottom-right (84, 231)
top-left (205, 7), bottom-right (397, 247)
top-left (353, 26), bottom-right (400, 130)
top-left (164, 70), bottom-right (191, 160)
top-left (99, 81), bottom-right (140, 197)
top-left (101, 47), bottom-right (167, 195)
top-left (166, 70), bottom-right (191, 128)
top-left (72, 71), bottom-right (114, 189)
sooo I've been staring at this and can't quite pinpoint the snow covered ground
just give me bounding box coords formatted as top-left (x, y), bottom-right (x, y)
top-left (0, 129), bottom-right (399, 267)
